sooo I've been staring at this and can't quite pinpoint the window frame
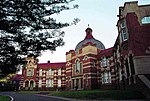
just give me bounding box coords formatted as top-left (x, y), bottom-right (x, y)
top-left (101, 71), bottom-right (111, 84)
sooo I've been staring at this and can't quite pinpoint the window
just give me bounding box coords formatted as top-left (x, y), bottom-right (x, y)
top-left (58, 68), bottom-right (61, 75)
top-left (30, 81), bottom-right (34, 87)
top-left (46, 69), bottom-right (54, 76)
top-left (26, 69), bottom-right (34, 77)
top-left (101, 71), bottom-right (111, 84)
top-left (46, 79), bottom-right (53, 87)
top-left (58, 79), bottom-right (61, 87)
top-left (107, 59), bottom-right (110, 66)
top-left (101, 57), bottom-right (107, 67)
top-left (142, 16), bottom-right (150, 24)
top-left (38, 79), bottom-right (42, 87)
top-left (120, 20), bottom-right (128, 41)
top-left (75, 60), bottom-right (82, 73)
top-left (121, 21), bottom-right (125, 28)
top-left (122, 31), bottom-right (128, 41)
top-left (39, 69), bottom-right (42, 76)
top-left (76, 60), bottom-right (80, 72)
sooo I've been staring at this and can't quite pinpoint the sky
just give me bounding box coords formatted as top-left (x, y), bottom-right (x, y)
top-left (38, 0), bottom-right (150, 63)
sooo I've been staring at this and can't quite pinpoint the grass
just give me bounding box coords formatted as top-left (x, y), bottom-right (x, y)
top-left (0, 95), bottom-right (10, 101)
top-left (49, 90), bottom-right (146, 100)
top-left (16, 89), bottom-right (146, 100)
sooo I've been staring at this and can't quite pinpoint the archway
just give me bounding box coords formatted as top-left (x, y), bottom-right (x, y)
top-left (30, 80), bottom-right (34, 90)
top-left (25, 80), bottom-right (29, 90)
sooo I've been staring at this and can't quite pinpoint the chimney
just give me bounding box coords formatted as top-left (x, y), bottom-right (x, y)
top-left (47, 60), bottom-right (50, 63)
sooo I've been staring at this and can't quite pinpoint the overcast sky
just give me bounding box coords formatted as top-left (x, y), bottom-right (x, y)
top-left (38, 0), bottom-right (150, 63)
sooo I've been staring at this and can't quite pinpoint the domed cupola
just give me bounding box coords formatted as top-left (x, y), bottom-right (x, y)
top-left (75, 27), bottom-right (105, 51)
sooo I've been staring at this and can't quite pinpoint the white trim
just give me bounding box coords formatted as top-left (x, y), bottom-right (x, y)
top-left (66, 70), bottom-right (72, 73)
top-left (84, 73), bottom-right (97, 75)
top-left (83, 66), bottom-right (91, 69)
top-left (83, 62), bottom-right (92, 66)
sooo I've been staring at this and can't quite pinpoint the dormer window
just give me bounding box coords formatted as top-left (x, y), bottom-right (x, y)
top-left (142, 16), bottom-right (150, 24)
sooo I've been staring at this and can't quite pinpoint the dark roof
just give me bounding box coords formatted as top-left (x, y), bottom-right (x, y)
top-left (98, 47), bottom-right (113, 58)
top-left (38, 62), bottom-right (66, 69)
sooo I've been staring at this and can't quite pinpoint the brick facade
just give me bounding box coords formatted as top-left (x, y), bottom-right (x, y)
top-left (21, 1), bottom-right (150, 91)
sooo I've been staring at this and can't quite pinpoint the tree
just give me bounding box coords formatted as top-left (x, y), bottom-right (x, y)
top-left (0, 0), bottom-right (79, 77)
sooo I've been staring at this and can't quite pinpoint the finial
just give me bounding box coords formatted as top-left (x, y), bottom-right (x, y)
top-left (88, 24), bottom-right (90, 28)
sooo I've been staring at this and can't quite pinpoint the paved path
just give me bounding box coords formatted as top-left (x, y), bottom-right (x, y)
top-left (0, 92), bottom-right (66, 101)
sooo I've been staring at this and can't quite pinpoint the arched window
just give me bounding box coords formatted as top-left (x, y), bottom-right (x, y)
top-left (25, 81), bottom-right (29, 87)
top-left (30, 80), bottom-right (34, 88)
top-left (142, 16), bottom-right (150, 24)
top-left (75, 60), bottom-right (82, 73)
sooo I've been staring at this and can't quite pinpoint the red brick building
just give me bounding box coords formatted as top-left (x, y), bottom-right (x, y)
top-left (22, 1), bottom-right (150, 91)
top-left (66, 28), bottom-right (105, 90)
top-left (22, 56), bottom-right (66, 90)
top-left (113, 1), bottom-right (150, 90)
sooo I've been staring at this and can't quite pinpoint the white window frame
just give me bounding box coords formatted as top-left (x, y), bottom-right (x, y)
top-left (26, 69), bottom-right (34, 77)
top-left (58, 68), bottom-right (61, 75)
top-left (58, 79), bottom-right (61, 87)
top-left (101, 71), bottom-right (111, 84)
top-left (75, 60), bottom-right (82, 73)
top-left (101, 57), bottom-right (107, 67)
top-left (141, 16), bottom-right (150, 24)
top-left (38, 79), bottom-right (42, 87)
top-left (39, 69), bottom-right (42, 76)
top-left (46, 79), bottom-right (53, 87)
top-left (121, 20), bottom-right (128, 41)
top-left (47, 69), bottom-right (54, 76)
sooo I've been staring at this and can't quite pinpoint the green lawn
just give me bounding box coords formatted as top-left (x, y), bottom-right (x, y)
top-left (0, 95), bottom-right (10, 101)
top-left (50, 90), bottom-right (146, 100)
top-left (17, 89), bottom-right (146, 100)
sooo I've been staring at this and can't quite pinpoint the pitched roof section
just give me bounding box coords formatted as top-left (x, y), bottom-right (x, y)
top-left (98, 47), bottom-right (113, 58)
top-left (38, 62), bottom-right (66, 69)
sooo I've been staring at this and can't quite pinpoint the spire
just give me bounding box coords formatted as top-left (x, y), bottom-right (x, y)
top-left (84, 27), bottom-right (93, 39)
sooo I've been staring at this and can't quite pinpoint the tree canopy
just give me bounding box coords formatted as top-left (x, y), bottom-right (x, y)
top-left (0, 0), bottom-right (79, 76)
